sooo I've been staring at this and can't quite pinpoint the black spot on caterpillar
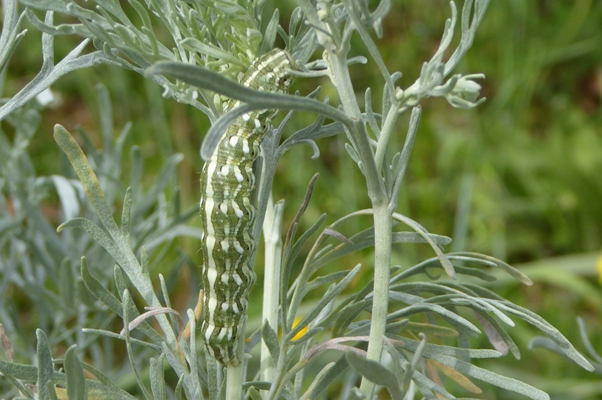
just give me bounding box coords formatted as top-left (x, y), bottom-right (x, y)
top-left (199, 49), bottom-right (295, 366)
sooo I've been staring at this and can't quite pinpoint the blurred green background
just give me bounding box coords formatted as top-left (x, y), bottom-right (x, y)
top-left (3, 0), bottom-right (602, 398)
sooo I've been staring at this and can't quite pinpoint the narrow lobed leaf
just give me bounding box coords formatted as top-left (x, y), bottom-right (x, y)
top-left (54, 125), bottom-right (122, 241)
top-left (345, 351), bottom-right (404, 399)
top-left (36, 329), bottom-right (56, 400)
top-left (261, 321), bottom-right (280, 363)
top-left (65, 345), bottom-right (87, 400)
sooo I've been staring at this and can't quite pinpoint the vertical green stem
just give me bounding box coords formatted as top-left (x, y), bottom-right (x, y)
top-left (287, 3), bottom-right (397, 397)
top-left (261, 196), bottom-right (285, 382)
top-left (226, 329), bottom-right (245, 400)
top-left (324, 33), bottom-right (393, 400)
top-left (358, 202), bottom-right (392, 398)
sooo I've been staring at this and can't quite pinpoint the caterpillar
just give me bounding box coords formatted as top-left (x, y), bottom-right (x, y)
top-left (199, 49), bottom-right (295, 366)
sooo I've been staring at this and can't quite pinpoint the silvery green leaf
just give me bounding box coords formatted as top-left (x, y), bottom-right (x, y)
top-left (345, 351), bottom-right (404, 399)
top-left (284, 173), bottom-right (321, 254)
top-left (0, 36), bottom-right (112, 121)
top-left (577, 317), bottom-right (602, 365)
top-left (150, 356), bottom-right (167, 400)
top-left (121, 187), bottom-right (133, 242)
top-left (451, 252), bottom-right (533, 285)
top-left (47, 380), bottom-right (59, 400)
top-left (80, 258), bottom-right (164, 344)
top-left (530, 336), bottom-right (602, 373)
top-left (0, 358), bottom-right (36, 396)
top-left (399, 360), bottom-right (415, 392)
top-left (297, 362), bottom-right (335, 400)
top-left (262, 321), bottom-right (280, 362)
top-left (65, 345), bottom-right (87, 400)
top-left (260, 8), bottom-right (280, 56)
top-left (304, 270), bottom-right (352, 295)
top-left (0, 355), bottom-right (138, 399)
top-left (206, 351), bottom-right (219, 400)
top-left (288, 265), bottom-right (361, 341)
top-left (134, 152), bottom-right (183, 217)
top-left (54, 125), bottom-right (121, 241)
top-left (58, 258), bottom-right (74, 307)
top-left (393, 213), bottom-right (455, 278)
top-left (281, 214), bottom-right (327, 311)
top-left (278, 119), bottom-right (343, 157)
top-left (492, 301), bottom-right (593, 371)
top-left (385, 319), bottom-right (410, 336)
top-left (0, 0), bottom-right (26, 76)
top-left (81, 328), bottom-right (159, 351)
top-left (400, 321), bottom-right (448, 337)
top-left (175, 374), bottom-right (185, 400)
top-left (409, 369), bottom-right (451, 399)
top-left (384, 339), bottom-right (405, 381)
top-left (180, 38), bottom-right (243, 65)
top-left (58, 220), bottom-right (120, 261)
top-left (140, 246), bottom-right (150, 276)
top-left (311, 226), bottom-right (450, 272)
top-left (432, 354), bottom-right (550, 400)
top-left (80, 257), bottom-right (121, 310)
top-left (363, 87), bottom-right (380, 136)
top-left (444, 0), bottom-right (491, 76)
top-left (114, 265), bottom-right (127, 300)
top-left (450, 265), bottom-right (496, 282)
top-left (392, 283), bottom-right (514, 326)
top-left (410, 333), bottom-right (427, 372)
top-left (332, 300), bottom-right (369, 337)
top-left (388, 302), bottom-right (481, 337)
top-left (395, 336), bottom-right (500, 360)
top-left (36, 330), bottom-right (55, 400)
top-left (121, 290), bottom-right (153, 400)
top-left (345, 143), bottom-right (361, 164)
top-left (147, 62), bottom-right (352, 133)
top-left (388, 107), bottom-right (420, 204)
top-left (528, 337), bottom-right (569, 356)
top-left (458, 283), bottom-right (506, 301)
top-left (283, 214), bottom-right (326, 274)
top-left (160, 342), bottom-right (188, 387)
top-left (305, 355), bottom-right (348, 400)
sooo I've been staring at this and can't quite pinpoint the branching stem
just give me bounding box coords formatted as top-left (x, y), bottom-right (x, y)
top-left (317, 9), bottom-right (394, 397)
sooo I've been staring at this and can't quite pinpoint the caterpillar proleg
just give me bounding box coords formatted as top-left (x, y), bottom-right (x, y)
top-left (199, 49), bottom-right (295, 366)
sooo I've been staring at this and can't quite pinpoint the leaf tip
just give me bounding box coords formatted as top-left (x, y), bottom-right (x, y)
top-left (53, 124), bottom-right (68, 143)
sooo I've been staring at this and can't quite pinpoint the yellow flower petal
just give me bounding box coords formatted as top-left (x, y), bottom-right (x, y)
top-left (292, 317), bottom-right (308, 341)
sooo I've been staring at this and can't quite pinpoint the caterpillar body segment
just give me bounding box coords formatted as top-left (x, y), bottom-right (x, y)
top-left (199, 49), bottom-right (295, 366)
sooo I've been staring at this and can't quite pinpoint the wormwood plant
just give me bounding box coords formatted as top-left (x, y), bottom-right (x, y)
top-left (0, 0), bottom-right (596, 399)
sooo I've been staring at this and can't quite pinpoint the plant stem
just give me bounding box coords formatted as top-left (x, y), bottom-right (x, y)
top-left (225, 325), bottom-right (246, 400)
top-left (325, 32), bottom-right (393, 400)
top-left (290, 4), bottom-right (395, 398)
top-left (226, 365), bottom-right (243, 400)
top-left (261, 196), bottom-right (285, 382)
top-left (358, 203), bottom-right (392, 398)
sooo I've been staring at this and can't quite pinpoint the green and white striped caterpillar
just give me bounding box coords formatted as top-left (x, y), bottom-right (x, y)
top-left (199, 49), bottom-right (295, 366)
